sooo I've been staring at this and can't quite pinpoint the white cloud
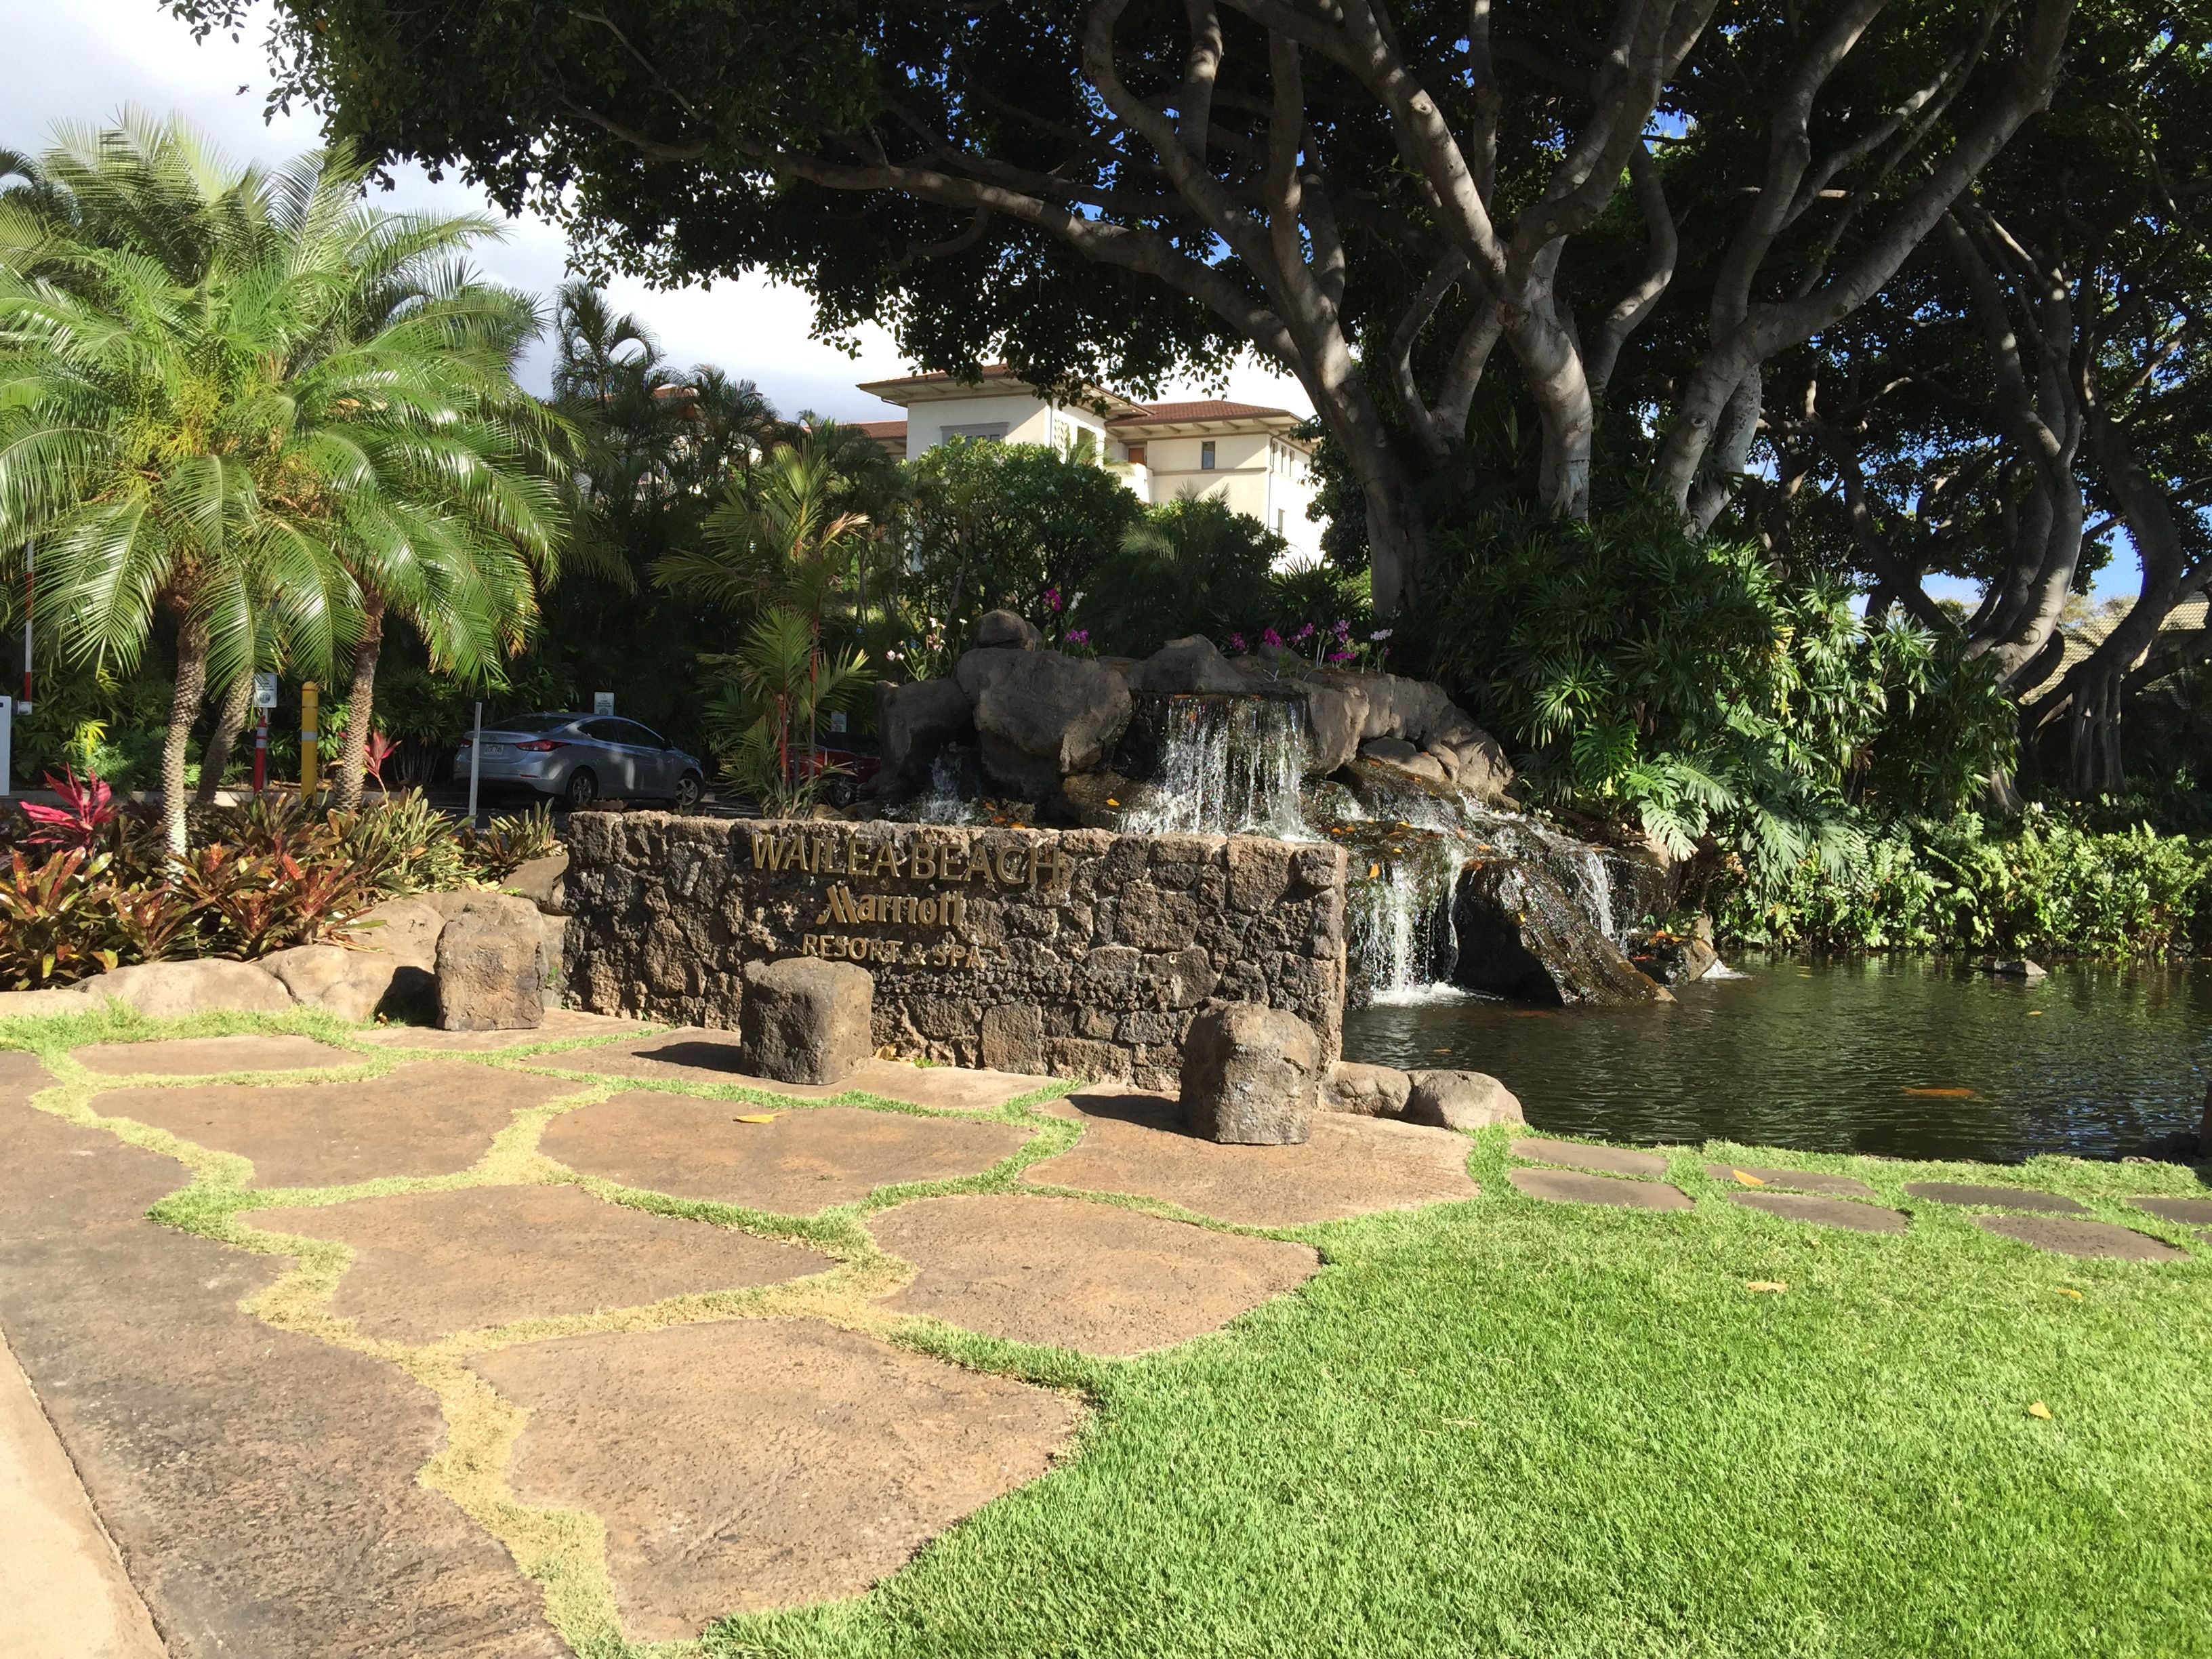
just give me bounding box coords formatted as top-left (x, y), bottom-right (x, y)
top-left (7, 0), bottom-right (1315, 424)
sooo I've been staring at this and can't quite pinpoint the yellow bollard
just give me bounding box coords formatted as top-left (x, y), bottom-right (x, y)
top-left (300, 681), bottom-right (319, 796)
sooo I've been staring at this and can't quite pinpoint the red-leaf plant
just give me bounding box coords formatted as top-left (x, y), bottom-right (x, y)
top-left (20, 769), bottom-right (119, 852)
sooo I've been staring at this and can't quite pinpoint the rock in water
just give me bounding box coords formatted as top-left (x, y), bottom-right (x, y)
top-left (1452, 859), bottom-right (1671, 1005)
top-left (974, 651), bottom-right (1134, 798)
top-left (1319, 1061), bottom-right (1412, 1118)
top-left (740, 958), bottom-right (874, 1085)
top-left (974, 609), bottom-right (1043, 650)
top-left (1987, 958), bottom-right (2048, 981)
top-left (1181, 1004), bottom-right (1322, 1145)
top-left (877, 678), bottom-right (977, 797)
top-left (435, 908), bottom-right (546, 1030)
top-left (1404, 1069), bottom-right (1525, 1130)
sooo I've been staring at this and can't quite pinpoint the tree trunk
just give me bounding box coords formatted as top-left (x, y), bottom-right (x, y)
top-left (194, 671), bottom-right (254, 808)
top-left (161, 608), bottom-right (210, 854)
top-left (331, 600), bottom-right (386, 811)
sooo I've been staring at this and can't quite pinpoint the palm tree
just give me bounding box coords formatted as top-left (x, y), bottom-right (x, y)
top-left (0, 119), bottom-right (567, 833)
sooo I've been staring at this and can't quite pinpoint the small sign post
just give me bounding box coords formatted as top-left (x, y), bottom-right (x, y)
top-left (0, 694), bottom-right (12, 798)
top-left (252, 674), bottom-right (276, 792)
top-left (300, 682), bottom-right (319, 796)
top-left (592, 691), bottom-right (615, 716)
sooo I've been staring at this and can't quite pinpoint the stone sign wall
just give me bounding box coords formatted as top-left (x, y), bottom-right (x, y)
top-left (563, 814), bottom-right (1347, 1088)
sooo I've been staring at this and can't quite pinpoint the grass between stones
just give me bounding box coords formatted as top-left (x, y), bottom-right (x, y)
top-left (5, 1008), bottom-right (2209, 1658)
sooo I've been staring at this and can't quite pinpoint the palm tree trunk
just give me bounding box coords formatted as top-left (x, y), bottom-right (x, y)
top-left (161, 610), bottom-right (210, 853)
top-left (331, 600), bottom-right (385, 811)
top-left (194, 670), bottom-right (254, 807)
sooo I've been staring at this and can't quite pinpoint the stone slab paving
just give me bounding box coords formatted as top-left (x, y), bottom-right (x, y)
top-left (0, 1090), bottom-right (565, 1659)
top-left (96, 1061), bottom-right (580, 1188)
top-left (544, 1093), bottom-right (1033, 1214)
top-left (1706, 1162), bottom-right (1878, 1199)
top-left (1, 1326), bottom-right (167, 1659)
top-left (361, 1008), bottom-right (657, 1049)
top-left (472, 1318), bottom-right (1078, 1641)
top-left (538, 1029), bottom-right (1058, 1111)
top-left (2133, 1195), bottom-right (2212, 1226)
top-left (1507, 1166), bottom-right (1693, 1210)
top-left (74, 1033), bottom-right (359, 1076)
top-left (872, 1193), bottom-right (1320, 1355)
top-left (1975, 1214), bottom-right (2188, 1261)
top-left (1727, 1191), bottom-right (1910, 1233)
top-left (1902, 1182), bottom-right (2087, 1215)
top-left (1025, 1088), bottom-right (1476, 1226)
top-left (239, 1185), bottom-right (838, 1343)
top-left (1511, 1136), bottom-right (1670, 1178)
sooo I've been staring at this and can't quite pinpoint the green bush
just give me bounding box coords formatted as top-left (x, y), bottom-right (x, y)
top-left (1720, 806), bottom-right (2212, 958)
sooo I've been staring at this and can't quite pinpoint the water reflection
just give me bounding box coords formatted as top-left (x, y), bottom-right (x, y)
top-left (1342, 955), bottom-right (2212, 1164)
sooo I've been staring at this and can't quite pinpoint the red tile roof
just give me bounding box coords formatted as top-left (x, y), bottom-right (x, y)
top-left (1122, 399), bottom-right (1294, 422)
top-left (855, 419), bottom-right (908, 438)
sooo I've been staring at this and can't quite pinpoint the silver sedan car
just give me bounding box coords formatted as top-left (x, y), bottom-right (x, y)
top-left (453, 713), bottom-right (705, 811)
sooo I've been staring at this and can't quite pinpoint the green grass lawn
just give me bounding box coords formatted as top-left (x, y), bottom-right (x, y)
top-left (5, 1004), bottom-right (2206, 1658)
top-left (726, 1132), bottom-right (2212, 1659)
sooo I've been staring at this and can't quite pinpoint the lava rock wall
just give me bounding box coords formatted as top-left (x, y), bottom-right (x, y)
top-left (564, 814), bottom-right (1347, 1089)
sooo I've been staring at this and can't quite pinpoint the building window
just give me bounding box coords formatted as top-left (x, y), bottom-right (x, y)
top-left (941, 422), bottom-right (1009, 444)
top-left (1200, 439), bottom-right (1216, 470)
top-left (1276, 509), bottom-right (1286, 534)
top-left (1124, 443), bottom-right (1147, 466)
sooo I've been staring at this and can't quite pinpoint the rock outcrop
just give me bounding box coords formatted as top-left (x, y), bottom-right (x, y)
top-left (973, 651), bottom-right (1133, 799)
top-left (1403, 1069), bottom-right (1525, 1130)
top-left (435, 905), bottom-right (546, 1031)
top-left (1452, 859), bottom-right (1671, 1006)
top-left (1127, 635), bottom-right (1248, 695)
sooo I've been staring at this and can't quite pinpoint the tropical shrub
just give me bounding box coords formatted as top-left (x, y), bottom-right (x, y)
top-left (1423, 495), bottom-right (2016, 876)
top-left (1720, 808), bottom-right (2212, 958)
top-left (464, 802), bottom-right (561, 879)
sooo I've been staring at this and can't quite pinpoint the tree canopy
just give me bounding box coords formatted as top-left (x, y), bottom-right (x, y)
top-left (167, 0), bottom-right (2072, 612)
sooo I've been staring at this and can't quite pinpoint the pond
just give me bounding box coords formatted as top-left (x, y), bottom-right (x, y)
top-left (1342, 954), bottom-right (2212, 1165)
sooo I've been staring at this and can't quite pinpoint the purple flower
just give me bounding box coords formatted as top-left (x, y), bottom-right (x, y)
top-left (1066, 628), bottom-right (1089, 644)
top-left (1332, 618), bottom-right (1351, 636)
top-left (1261, 627), bottom-right (1284, 649)
top-left (1045, 587), bottom-right (1063, 613)
top-left (1294, 621), bottom-right (1316, 641)
top-left (1228, 632), bottom-right (1247, 653)
top-left (1328, 648), bottom-right (1355, 663)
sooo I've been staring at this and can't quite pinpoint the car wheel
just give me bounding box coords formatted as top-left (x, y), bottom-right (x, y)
top-left (564, 768), bottom-right (599, 810)
top-left (673, 772), bottom-right (703, 813)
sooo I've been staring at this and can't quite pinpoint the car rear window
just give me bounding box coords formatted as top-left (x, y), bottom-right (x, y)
top-left (493, 714), bottom-right (575, 733)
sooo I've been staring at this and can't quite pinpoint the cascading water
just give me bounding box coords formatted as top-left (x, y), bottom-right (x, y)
top-left (1345, 834), bottom-right (1465, 1004)
top-left (1123, 695), bottom-right (1311, 840)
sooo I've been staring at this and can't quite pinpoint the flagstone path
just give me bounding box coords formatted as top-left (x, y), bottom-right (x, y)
top-left (1, 1021), bottom-right (2202, 1656)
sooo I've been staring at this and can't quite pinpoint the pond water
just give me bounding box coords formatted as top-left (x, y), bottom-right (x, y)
top-left (1343, 955), bottom-right (2212, 1164)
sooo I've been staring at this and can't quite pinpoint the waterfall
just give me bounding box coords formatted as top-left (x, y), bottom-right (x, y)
top-left (1345, 832), bottom-right (1465, 1006)
top-left (1124, 695), bottom-right (1310, 840)
top-left (914, 751), bottom-right (975, 824)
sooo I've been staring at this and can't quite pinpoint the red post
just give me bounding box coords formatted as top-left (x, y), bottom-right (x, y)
top-left (252, 708), bottom-right (268, 793)
top-left (19, 541), bottom-right (30, 706)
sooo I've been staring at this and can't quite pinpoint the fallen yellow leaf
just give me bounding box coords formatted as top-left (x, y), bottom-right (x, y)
top-left (1105, 798), bottom-right (1120, 807)
top-left (1746, 1281), bottom-right (1788, 1293)
top-left (2053, 1286), bottom-right (2084, 1300)
top-left (1732, 1168), bottom-right (1769, 1187)
top-left (1367, 863), bottom-right (1380, 879)
top-left (733, 1113), bottom-right (779, 1124)
top-left (2028, 1009), bottom-right (2044, 1015)
top-left (2026, 1401), bottom-right (2053, 1420)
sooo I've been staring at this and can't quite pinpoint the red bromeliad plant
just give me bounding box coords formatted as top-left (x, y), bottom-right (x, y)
top-left (363, 731), bottom-right (398, 795)
top-left (0, 847), bottom-right (122, 989)
top-left (20, 770), bottom-right (121, 852)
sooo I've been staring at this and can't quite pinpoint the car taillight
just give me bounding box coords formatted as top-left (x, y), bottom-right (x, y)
top-left (514, 739), bottom-right (566, 752)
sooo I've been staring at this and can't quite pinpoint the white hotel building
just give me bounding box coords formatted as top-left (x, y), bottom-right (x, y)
top-left (854, 366), bottom-right (1327, 566)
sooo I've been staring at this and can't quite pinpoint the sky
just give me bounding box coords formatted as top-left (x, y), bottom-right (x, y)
top-left (7, 0), bottom-right (1314, 425)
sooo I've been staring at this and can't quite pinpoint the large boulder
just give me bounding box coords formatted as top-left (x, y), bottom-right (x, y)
top-left (346, 896), bottom-right (445, 968)
top-left (877, 678), bottom-right (977, 796)
top-left (1319, 1060), bottom-right (1412, 1118)
top-left (739, 957), bottom-right (874, 1084)
top-left (975, 609), bottom-right (1043, 650)
top-left (75, 959), bottom-right (293, 1018)
top-left (953, 646), bottom-right (1029, 702)
top-left (973, 651), bottom-right (1134, 799)
top-left (259, 945), bottom-right (404, 1023)
top-left (0, 985), bottom-right (96, 1018)
top-left (1181, 1004), bottom-right (1322, 1145)
top-left (1446, 733), bottom-right (1514, 804)
top-left (1298, 673), bottom-right (1372, 773)
top-left (1128, 635), bottom-right (1248, 695)
top-left (434, 904), bottom-right (546, 1031)
top-left (1452, 859), bottom-right (1671, 1006)
top-left (1403, 1069), bottom-right (1525, 1130)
